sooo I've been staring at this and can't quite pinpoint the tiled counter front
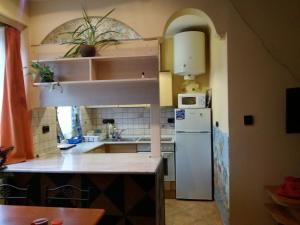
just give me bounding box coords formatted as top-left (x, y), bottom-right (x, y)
top-left (4, 167), bottom-right (164, 225)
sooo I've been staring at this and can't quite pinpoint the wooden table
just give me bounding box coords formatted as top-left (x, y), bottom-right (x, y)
top-left (0, 205), bottom-right (105, 225)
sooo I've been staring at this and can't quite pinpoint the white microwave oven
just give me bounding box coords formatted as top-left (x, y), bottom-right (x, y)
top-left (178, 93), bottom-right (206, 108)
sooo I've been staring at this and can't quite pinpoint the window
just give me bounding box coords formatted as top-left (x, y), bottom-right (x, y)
top-left (57, 106), bottom-right (73, 139)
top-left (0, 27), bottom-right (5, 113)
top-left (56, 106), bottom-right (82, 142)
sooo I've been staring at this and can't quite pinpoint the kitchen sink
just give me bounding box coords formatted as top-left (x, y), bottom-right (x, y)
top-left (138, 137), bottom-right (173, 142)
top-left (104, 137), bottom-right (139, 142)
top-left (138, 137), bottom-right (151, 142)
top-left (103, 137), bottom-right (173, 143)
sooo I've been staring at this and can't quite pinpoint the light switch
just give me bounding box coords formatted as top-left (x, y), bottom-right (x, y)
top-left (244, 115), bottom-right (254, 126)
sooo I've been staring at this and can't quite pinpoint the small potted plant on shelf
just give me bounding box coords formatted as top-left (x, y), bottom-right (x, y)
top-left (62, 8), bottom-right (118, 58)
top-left (31, 62), bottom-right (54, 82)
top-left (30, 62), bottom-right (63, 92)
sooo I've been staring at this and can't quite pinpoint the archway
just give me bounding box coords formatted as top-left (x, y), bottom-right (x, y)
top-left (162, 8), bottom-right (230, 225)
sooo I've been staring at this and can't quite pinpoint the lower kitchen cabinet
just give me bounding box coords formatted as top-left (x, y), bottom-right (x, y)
top-left (88, 146), bottom-right (106, 153)
top-left (164, 181), bottom-right (176, 199)
top-left (105, 144), bottom-right (137, 153)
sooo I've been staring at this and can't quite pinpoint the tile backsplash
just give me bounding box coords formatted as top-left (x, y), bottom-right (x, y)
top-left (31, 107), bottom-right (57, 157)
top-left (31, 106), bottom-right (175, 156)
top-left (79, 106), bottom-right (94, 136)
top-left (81, 107), bottom-right (175, 136)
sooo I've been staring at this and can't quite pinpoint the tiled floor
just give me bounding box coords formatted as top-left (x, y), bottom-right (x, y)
top-left (165, 199), bottom-right (223, 225)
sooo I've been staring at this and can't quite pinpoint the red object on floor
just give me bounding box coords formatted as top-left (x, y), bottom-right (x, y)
top-left (276, 176), bottom-right (300, 199)
top-left (51, 219), bottom-right (63, 225)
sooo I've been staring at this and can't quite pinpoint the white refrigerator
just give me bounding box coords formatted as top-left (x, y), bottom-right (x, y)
top-left (175, 108), bottom-right (212, 200)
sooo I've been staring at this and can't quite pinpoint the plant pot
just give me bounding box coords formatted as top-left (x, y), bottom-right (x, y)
top-left (40, 73), bottom-right (54, 82)
top-left (40, 78), bottom-right (54, 83)
top-left (80, 45), bottom-right (96, 57)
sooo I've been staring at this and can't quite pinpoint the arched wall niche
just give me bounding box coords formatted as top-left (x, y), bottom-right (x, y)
top-left (163, 8), bottom-right (222, 39)
top-left (161, 8), bottom-right (225, 101)
top-left (41, 16), bottom-right (142, 45)
top-left (162, 8), bottom-right (230, 225)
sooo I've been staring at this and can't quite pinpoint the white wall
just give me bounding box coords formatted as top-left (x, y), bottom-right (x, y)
top-left (210, 35), bottom-right (228, 133)
top-left (227, 1), bottom-right (300, 225)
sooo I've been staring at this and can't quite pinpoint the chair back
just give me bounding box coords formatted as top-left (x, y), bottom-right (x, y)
top-left (0, 184), bottom-right (29, 205)
top-left (46, 185), bottom-right (90, 208)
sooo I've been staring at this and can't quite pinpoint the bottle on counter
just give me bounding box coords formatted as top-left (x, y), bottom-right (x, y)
top-left (108, 123), bottom-right (114, 139)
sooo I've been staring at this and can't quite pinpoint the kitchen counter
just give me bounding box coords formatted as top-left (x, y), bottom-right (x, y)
top-left (2, 152), bottom-right (165, 225)
top-left (58, 135), bottom-right (175, 154)
top-left (59, 142), bottom-right (105, 154)
top-left (4, 153), bottom-right (161, 174)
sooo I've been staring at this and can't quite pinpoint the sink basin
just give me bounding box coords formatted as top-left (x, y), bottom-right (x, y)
top-left (138, 137), bottom-right (173, 142)
top-left (104, 137), bottom-right (138, 142)
top-left (161, 137), bottom-right (173, 141)
top-left (138, 137), bottom-right (150, 142)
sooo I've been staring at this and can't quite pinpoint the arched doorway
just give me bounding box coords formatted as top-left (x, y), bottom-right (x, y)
top-left (162, 8), bottom-right (230, 225)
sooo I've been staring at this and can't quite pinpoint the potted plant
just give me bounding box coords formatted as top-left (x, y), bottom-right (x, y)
top-left (31, 62), bottom-right (54, 82)
top-left (62, 8), bottom-right (118, 57)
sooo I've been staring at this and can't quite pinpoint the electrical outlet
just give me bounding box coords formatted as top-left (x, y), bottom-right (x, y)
top-left (42, 125), bottom-right (50, 134)
top-left (244, 115), bottom-right (254, 126)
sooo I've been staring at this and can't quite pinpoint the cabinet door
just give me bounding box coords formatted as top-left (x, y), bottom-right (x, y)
top-left (88, 146), bottom-right (106, 153)
top-left (106, 144), bottom-right (137, 153)
top-left (159, 72), bottom-right (173, 106)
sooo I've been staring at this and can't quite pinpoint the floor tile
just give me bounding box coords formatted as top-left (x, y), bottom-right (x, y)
top-left (165, 199), bottom-right (223, 225)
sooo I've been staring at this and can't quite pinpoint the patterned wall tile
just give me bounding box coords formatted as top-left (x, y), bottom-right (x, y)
top-left (80, 107), bottom-right (175, 136)
top-left (31, 107), bottom-right (57, 157)
top-left (213, 126), bottom-right (229, 225)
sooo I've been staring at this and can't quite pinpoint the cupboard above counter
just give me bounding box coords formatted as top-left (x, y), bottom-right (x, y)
top-left (30, 40), bottom-right (161, 107)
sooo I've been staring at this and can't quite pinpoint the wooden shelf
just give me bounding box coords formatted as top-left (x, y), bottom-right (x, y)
top-left (31, 39), bottom-right (160, 107)
top-left (33, 78), bottom-right (158, 87)
top-left (33, 54), bottom-right (158, 63)
top-left (265, 186), bottom-right (300, 208)
top-left (265, 203), bottom-right (300, 225)
top-left (34, 78), bottom-right (159, 107)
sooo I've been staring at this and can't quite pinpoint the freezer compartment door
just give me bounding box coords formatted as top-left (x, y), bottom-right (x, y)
top-left (175, 108), bottom-right (211, 132)
top-left (175, 132), bottom-right (212, 200)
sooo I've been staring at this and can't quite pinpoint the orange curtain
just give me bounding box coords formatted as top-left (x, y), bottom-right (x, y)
top-left (0, 26), bottom-right (34, 164)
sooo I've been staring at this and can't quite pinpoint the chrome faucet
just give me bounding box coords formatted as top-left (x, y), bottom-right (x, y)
top-left (112, 128), bottom-right (126, 140)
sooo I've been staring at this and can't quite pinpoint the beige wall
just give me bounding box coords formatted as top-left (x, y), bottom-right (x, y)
top-left (0, 0), bottom-right (29, 27)
top-left (26, 1), bottom-right (300, 225)
top-left (28, 0), bottom-right (229, 45)
top-left (227, 0), bottom-right (300, 225)
top-left (210, 35), bottom-right (228, 133)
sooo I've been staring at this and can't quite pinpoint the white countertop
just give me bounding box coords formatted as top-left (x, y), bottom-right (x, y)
top-left (4, 153), bottom-right (161, 174)
top-left (60, 142), bottom-right (105, 154)
top-left (58, 135), bottom-right (175, 154)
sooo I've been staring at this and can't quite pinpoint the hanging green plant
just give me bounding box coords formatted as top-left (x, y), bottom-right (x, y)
top-left (61, 8), bottom-right (119, 58)
top-left (31, 62), bottom-right (54, 82)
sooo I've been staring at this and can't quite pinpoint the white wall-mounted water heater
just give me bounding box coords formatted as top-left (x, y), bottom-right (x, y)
top-left (173, 31), bottom-right (206, 80)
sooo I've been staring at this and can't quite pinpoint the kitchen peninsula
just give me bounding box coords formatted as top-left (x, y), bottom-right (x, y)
top-left (1, 153), bottom-right (164, 225)
top-left (5, 37), bottom-right (164, 225)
